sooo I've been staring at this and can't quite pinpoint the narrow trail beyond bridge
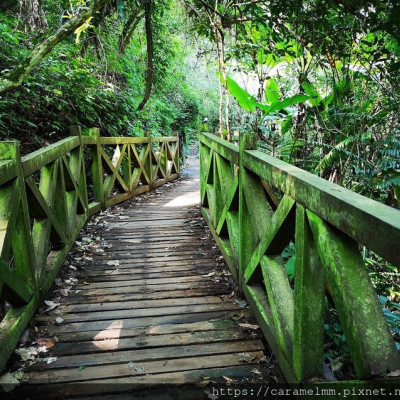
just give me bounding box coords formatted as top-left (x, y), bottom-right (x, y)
top-left (5, 148), bottom-right (281, 399)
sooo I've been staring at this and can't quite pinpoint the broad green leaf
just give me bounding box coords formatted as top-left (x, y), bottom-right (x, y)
top-left (256, 94), bottom-right (309, 115)
top-left (301, 82), bottom-right (322, 107)
top-left (265, 78), bottom-right (280, 104)
top-left (222, 75), bottom-right (258, 112)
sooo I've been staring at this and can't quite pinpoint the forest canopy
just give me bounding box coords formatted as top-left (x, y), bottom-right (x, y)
top-left (0, 0), bottom-right (214, 147)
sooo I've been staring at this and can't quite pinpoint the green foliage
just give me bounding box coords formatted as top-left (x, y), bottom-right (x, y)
top-left (0, 2), bottom-right (206, 151)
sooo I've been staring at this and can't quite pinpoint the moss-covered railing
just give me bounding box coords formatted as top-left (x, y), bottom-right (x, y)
top-left (0, 127), bottom-right (179, 372)
top-left (199, 131), bottom-right (400, 383)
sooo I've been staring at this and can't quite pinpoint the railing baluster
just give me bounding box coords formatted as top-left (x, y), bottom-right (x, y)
top-left (86, 128), bottom-right (104, 210)
top-left (293, 204), bottom-right (325, 381)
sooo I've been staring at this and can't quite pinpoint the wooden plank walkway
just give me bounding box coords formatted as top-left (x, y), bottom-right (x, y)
top-left (3, 149), bottom-right (282, 399)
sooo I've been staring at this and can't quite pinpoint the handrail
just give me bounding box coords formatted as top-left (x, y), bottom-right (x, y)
top-left (199, 131), bottom-right (400, 383)
top-left (0, 127), bottom-right (179, 372)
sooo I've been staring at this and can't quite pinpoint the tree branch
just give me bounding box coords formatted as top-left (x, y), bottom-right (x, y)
top-left (0, 0), bottom-right (112, 95)
top-left (118, 10), bottom-right (145, 54)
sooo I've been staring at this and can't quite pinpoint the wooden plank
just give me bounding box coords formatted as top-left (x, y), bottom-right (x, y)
top-left (36, 302), bottom-right (240, 323)
top-left (41, 329), bottom-right (260, 357)
top-left (22, 351), bottom-right (264, 384)
top-left (44, 310), bottom-right (254, 334)
top-left (84, 259), bottom-right (217, 270)
top-left (85, 267), bottom-right (216, 280)
top-left (62, 281), bottom-right (230, 298)
top-left (74, 275), bottom-right (214, 289)
top-left (61, 287), bottom-right (230, 305)
top-left (47, 319), bottom-right (240, 342)
top-left (95, 242), bottom-right (210, 252)
top-left (33, 339), bottom-right (263, 370)
top-left (86, 251), bottom-right (215, 263)
top-left (12, 365), bottom-right (261, 399)
top-left (61, 296), bottom-right (225, 313)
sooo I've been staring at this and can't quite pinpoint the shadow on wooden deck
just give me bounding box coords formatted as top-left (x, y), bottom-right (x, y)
top-left (2, 147), bottom-right (283, 399)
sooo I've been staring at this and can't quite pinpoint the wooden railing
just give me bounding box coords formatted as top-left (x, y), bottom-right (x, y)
top-left (199, 131), bottom-right (400, 383)
top-left (0, 127), bottom-right (179, 371)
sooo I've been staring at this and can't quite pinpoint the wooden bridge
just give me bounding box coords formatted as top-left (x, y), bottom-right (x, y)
top-left (0, 128), bottom-right (400, 397)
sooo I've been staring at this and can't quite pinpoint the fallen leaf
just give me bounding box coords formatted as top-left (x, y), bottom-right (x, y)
top-left (234, 299), bottom-right (248, 309)
top-left (15, 347), bottom-right (38, 361)
top-left (251, 368), bottom-right (262, 375)
top-left (55, 317), bottom-right (64, 325)
top-left (42, 357), bottom-right (58, 364)
top-left (238, 352), bottom-right (256, 363)
top-left (107, 260), bottom-right (120, 266)
top-left (60, 288), bottom-right (69, 297)
top-left (196, 375), bottom-right (210, 388)
top-left (44, 300), bottom-right (60, 312)
top-left (78, 365), bottom-right (86, 371)
top-left (239, 323), bottom-right (260, 330)
top-left (36, 337), bottom-right (56, 349)
top-left (223, 375), bottom-right (235, 383)
top-left (231, 313), bottom-right (244, 321)
top-left (0, 373), bottom-right (21, 392)
top-left (202, 272), bottom-right (216, 277)
top-left (386, 369), bottom-right (400, 377)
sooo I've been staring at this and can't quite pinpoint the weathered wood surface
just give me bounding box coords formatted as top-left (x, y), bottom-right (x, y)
top-left (199, 131), bottom-right (400, 383)
top-left (3, 149), bottom-right (280, 399)
top-left (0, 130), bottom-right (181, 374)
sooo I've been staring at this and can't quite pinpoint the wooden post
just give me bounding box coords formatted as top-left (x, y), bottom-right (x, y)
top-left (174, 131), bottom-right (180, 174)
top-left (293, 204), bottom-right (325, 381)
top-left (238, 133), bottom-right (258, 294)
top-left (0, 141), bottom-right (36, 298)
top-left (200, 122), bottom-right (209, 132)
top-left (144, 131), bottom-right (153, 188)
top-left (69, 126), bottom-right (89, 212)
top-left (87, 128), bottom-right (104, 209)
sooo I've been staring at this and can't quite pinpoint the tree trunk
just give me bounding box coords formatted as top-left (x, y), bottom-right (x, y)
top-left (0, 0), bottom-right (112, 95)
top-left (19, 0), bottom-right (48, 32)
top-left (137, 0), bottom-right (154, 111)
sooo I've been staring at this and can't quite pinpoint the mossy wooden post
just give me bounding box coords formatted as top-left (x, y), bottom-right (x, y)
top-left (174, 131), bottom-right (180, 174)
top-left (0, 141), bottom-right (36, 301)
top-left (200, 122), bottom-right (209, 132)
top-left (238, 133), bottom-right (257, 294)
top-left (121, 142), bottom-right (132, 192)
top-left (0, 141), bottom-right (39, 374)
top-left (307, 210), bottom-right (400, 378)
top-left (87, 128), bottom-right (104, 209)
top-left (69, 126), bottom-right (89, 211)
top-left (144, 131), bottom-right (153, 188)
top-left (293, 204), bottom-right (325, 381)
